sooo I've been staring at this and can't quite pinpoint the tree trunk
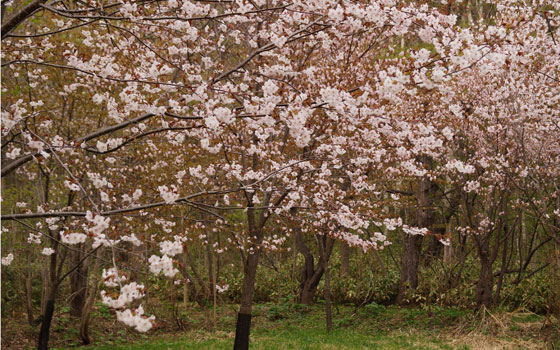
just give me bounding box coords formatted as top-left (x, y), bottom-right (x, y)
top-left (494, 229), bottom-right (511, 306)
top-left (550, 241), bottom-right (560, 318)
top-left (318, 235), bottom-right (335, 332)
top-left (178, 253), bottom-right (206, 306)
top-left (396, 170), bottom-right (435, 304)
top-left (233, 198), bottom-right (267, 350)
top-left (396, 234), bottom-right (423, 304)
top-left (233, 247), bottom-right (261, 350)
top-left (23, 246), bottom-right (35, 325)
top-left (324, 259), bottom-right (333, 332)
top-left (37, 240), bottom-right (58, 350)
top-left (80, 248), bottom-right (102, 345)
top-left (476, 247), bottom-right (494, 308)
top-left (443, 222), bottom-right (454, 264)
top-left (69, 248), bottom-right (88, 318)
top-left (37, 298), bottom-right (55, 350)
top-left (295, 229), bottom-right (324, 304)
top-left (423, 233), bottom-right (443, 265)
top-left (340, 242), bottom-right (349, 276)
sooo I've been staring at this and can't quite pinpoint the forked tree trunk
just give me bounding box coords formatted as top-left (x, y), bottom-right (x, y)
top-left (296, 229), bottom-right (324, 304)
top-left (476, 245), bottom-right (494, 308)
top-left (493, 228), bottom-right (510, 306)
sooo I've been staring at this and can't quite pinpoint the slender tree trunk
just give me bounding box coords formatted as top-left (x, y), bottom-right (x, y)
top-left (183, 283), bottom-right (189, 308)
top-left (207, 242), bottom-right (214, 298)
top-left (70, 248), bottom-right (88, 318)
top-left (443, 222), bottom-right (454, 264)
top-left (37, 298), bottom-right (55, 350)
top-left (340, 242), bottom-right (349, 276)
top-left (80, 248), bottom-right (102, 345)
top-left (185, 247), bottom-right (211, 300)
top-left (212, 254), bottom-right (217, 329)
top-left (324, 260), bottom-right (333, 332)
top-left (233, 247), bottom-right (261, 350)
top-left (178, 253), bottom-right (205, 306)
top-left (22, 246), bottom-right (35, 325)
top-left (550, 241), bottom-right (560, 318)
top-left (233, 198), bottom-right (266, 350)
top-left (318, 235), bottom-right (335, 332)
top-left (37, 236), bottom-right (58, 350)
top-left (423, 233), bottom-right (443, 265)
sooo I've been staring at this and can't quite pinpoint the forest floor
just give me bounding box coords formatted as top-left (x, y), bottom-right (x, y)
top-left (3, 302), bottom-right (558, 349)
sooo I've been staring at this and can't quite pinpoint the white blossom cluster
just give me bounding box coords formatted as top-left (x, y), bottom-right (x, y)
top-left (1, 253), bottom-right (14, 266)
top-left (215, 284), bottom-right (229, 293)
top-left (116, 305), bottom-right (155, 332)
top-left (402, 226), bottom-right (429, 236)
top-left (27, 232), bottom-right (41, 244)
top-left (41, 248), bottom-right (55, 256)
top-left (148, 255), bottom-right (178, 277)
top-left (87, 172), bottom-right (112, 189)
top-left (64, 180), bottom-right (81, 192)
top-left (102, 267), bottom-right (127, 287)
top-left (158, 185), bottom-right (179, 204)
top-left (101, 282), bottom-right (145, 309)
top-left (85, 211), bottom-right (110, 236)
top-left (121, 233), bottom-right (143, 246)
top-left (61, 232), bottom-right (87, 245)
top-left (445, 159), bottom-right (476, 174)
top-left (159, 240), bottom-right (183, 257)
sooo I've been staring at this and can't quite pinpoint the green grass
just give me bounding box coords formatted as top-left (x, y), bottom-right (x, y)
top-left (58, 328), bottom-right (455, 350)
top-left (50, 304), bottom-right (472, 350)
top-left (44, 303), bottom-right (554, 350)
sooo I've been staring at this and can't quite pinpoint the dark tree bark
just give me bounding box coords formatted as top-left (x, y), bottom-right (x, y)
top-left (396, 234), bottom-right (423, 304)
top-left (552, 242), bottom-right (560, 318)
top-left (178, 253), bottom-right (205, 306)
top-left (476, 245), bottom-right (494, 308)
top-left (37, 298), bottom-right (55, 350)
top-left (233, 188), bottom-right (274, 350)
top-left (423, 234), bottom-right (443, 265)
top-left (22, 246), bottom-right (35, 325)
top-left (69, 248), bottom-right (88, 318)
top-left (340, 242), bottom-right (350, 276)
top-left (234, 247), bottom-right (261, 350)
top-left (494, 224), bottom-right (513, 305)
top-left (317, 234), bottom-right (335, 332)
top-left (296, 229), bottom-right (325, 304)
top-left (37, 231), bottom-right (59, 350)
top-left (79, 249), bottom-right (101, 345)
top-left (396, 171), bottom-right (435, 304)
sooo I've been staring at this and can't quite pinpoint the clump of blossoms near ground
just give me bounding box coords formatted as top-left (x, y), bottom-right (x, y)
top-left (1, 0), bottom-right (559, 349)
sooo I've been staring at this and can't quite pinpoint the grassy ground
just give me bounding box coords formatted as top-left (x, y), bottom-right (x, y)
top-left (4, 302), bottom-right (558, 349)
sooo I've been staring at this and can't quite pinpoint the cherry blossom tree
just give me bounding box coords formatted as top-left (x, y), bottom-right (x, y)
top-left (2, 0), bottom-right (559, 350)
